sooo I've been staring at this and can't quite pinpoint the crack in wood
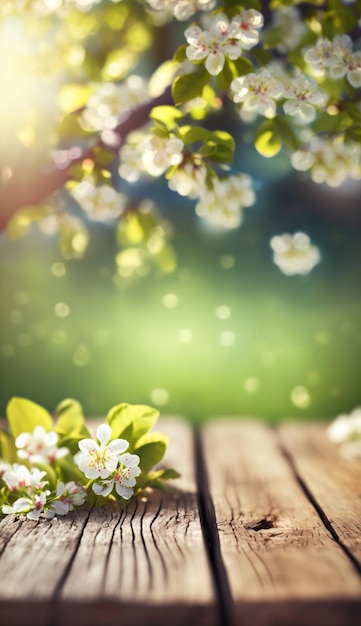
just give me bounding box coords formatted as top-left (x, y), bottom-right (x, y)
top-left (277, 432), bottom-right (361, 578)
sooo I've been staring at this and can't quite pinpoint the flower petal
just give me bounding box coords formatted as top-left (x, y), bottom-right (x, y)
top-left (96, 423), bottom-right (112, 445)
top-left (78, 438), bottom-right (98, 453)
top-left (108, 438), bottom-right (129, 455)
top-left (93, 481), bottom-right (113, 497)
top-left (205, 50), bottom-right (225, 76)
top-left (118, 453), bottom-right (140, 468)
top-left (115, 483), bottom-right (133, 499)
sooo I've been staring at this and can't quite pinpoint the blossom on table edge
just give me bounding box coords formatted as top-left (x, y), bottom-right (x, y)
top-left (327, 408), bottom-right (361, 459)
top-left (92, 452), bottom-right (141, 500)
top-left (15, 426), bottom-right (69, 465)
top-left (74, 423), bottom-right (129, 479)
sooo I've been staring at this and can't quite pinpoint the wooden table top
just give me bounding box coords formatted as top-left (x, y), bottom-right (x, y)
top-left (0, 418), bottom-right (360, 626)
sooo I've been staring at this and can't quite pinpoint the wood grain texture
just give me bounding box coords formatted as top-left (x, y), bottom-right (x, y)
top-left (0, 418), bottom-right (218, 626)
top-left (200, 419), bottom-right (361, 626)
top-left (278, 422), bottom-right (361, 566)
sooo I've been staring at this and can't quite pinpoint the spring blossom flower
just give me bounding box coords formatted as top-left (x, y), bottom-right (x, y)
top-left (75, 423), bottom-right (130, 479)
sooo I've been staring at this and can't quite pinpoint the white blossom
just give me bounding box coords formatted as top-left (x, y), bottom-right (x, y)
top-left (93, 452), bottom-right (141, 500)
top-left (141, 135), bottom-right (184, 176)
top-left (75, 423), bottom-right (129, 479)
top-left (291, 136), bottom-right (361, 187)
top-left (270, 232), bottom-right (321, 276)
top-left (0, 459), bottom-right (11, 479)
top-left (15, 426), bottom-right (69, 465)
top-left (267, 6), bottom-right (307, 53)
top-left (2, 464), bottom-right (49, 492)
top-left (195, 174), bottom-right (255, 229)
top-left (230, 9), bottom-right (264, 50)
top-left (305, 34), bottom-right (361, 87)
top-left (70, 180), bottom-right (126, 221)
top-left (118, 141), bottom-right (145, 182)
top-left (168, 161), bottom-right (207, 198)
top-left (185, 12), bottom-right (253, 77)
top-left (46, 481), bottom-right (87, 517)
top-left (231, 70), bottom-right (282, 119)
top-left (81, 77), bottom-right (149, 132)
top-left (146, 0), bottom-right (216, 22)
top-left (282, 74), bottom-right (328, 124)
top-left (2, 490), bottom-right (51, 521)
top-left (327, 408), bottom-right (361, 458)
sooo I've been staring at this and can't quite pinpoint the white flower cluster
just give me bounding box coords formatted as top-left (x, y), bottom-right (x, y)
top-left (4, 0), bottom-right (102, 15)
top-left (327, 407), bottom-right (361, 458)
top-left (15, 425), bottom-right (69, 465)
top-left (231, 69), bottom-right (327, 123)
top-left (74, 424), bottom-right (141, 500)
top-left (195, 174), bottom-right (255, 229)
top-left (81, 76), bottom-right (149, 133)
top-left (305, 34), bottom-right (361, 89)
top-left (146, 0), bottom-right (216, 22)
top-left (1, 464), bottom-right (86, 521)
top-left (291, 136), bottom-right (361, 187)
top-left (282, 74), bottom-right (328, 124)
top-left (231, 69), bottom-right (282, 119)
top-left (270, 232), bottom-right (321, 276)
top-left (118, 133), bottom-right (184, 181)
top-left (70, 180), bottom-right (126, 221)
top-left (268, 6), bottom-right (307, 53)
top-left (185, 10), bottom-right (264, 76)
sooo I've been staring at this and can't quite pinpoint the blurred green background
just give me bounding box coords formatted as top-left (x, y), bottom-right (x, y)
top-left (1, 146), bottom-right (361, 423)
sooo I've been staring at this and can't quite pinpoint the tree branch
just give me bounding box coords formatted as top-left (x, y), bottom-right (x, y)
top-left (0, 85), bottom-right (173, 232)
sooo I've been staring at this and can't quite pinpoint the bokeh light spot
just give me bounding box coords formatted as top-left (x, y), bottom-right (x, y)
top-left (15, 291), bottom-right (30, 305)
top-left (162, 293), bottom-right (178, 308)
top-left (291, 386), bottom-right (311, 409)
top-left (220, 255), bottom-right (235, 269)
top-left (54, 302), bottom-right (70, 318)
top-left (150, 388), bottom-right (169, 406)
top-left (244, 377), bottom-right (260, 393)
top-left (51, 262), bottom-right (66, 277)
top-left (178, 329), bottom-right (192, 343)
top-left (215, 305), bottom-right (231, 320)
top-left (73, 345), bottom-right (90, 367)
top-left (219, 331), bottom-right (236, 346)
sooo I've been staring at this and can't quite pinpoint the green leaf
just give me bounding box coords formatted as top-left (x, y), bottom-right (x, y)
top-left (255, 129), bottom-right (282, 158)
top-left (173, 44), bottom-right (187, 63)
top-left (7, 397), bottom-right (53, 438)
top-left (312, 111), bottom-right (353, 134)
top-left (172, 70), bottom-right (209, 106)
top-left (56, 456), bottom-right (88, 486)
top-left (150, 105), bottom-right (183, 132)
top-left (106, 403), bottom-right (160, 448)
top-left (273, 116), bottom-right (300, 151)
top-left (0, 429), bottom-right (17, 463)
top-left (134, 432), bottom-right (168, 473)
top-left (55, 398), bottom-right (91, 453)
top-left (199, 130), bottom-right (235, 164)
top-left (149, 60), bottom-right (179, 97)
top-left (177, 124), bottom-right (211, 145)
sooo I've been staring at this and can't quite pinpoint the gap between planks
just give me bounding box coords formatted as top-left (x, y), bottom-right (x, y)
top-left (200, 419), bottom-right (361, 626)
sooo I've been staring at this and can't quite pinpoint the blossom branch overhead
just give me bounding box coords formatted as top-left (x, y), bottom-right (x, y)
top-left (1, 0), bottom-right (361, 275)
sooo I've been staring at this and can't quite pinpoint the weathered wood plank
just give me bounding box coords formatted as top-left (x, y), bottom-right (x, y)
top-left (201, 419), bottom-right (361, 626)
top-left (0, 418), bottom-right (218, 626)
top-left (278, 422), bottom-right (361, 566)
